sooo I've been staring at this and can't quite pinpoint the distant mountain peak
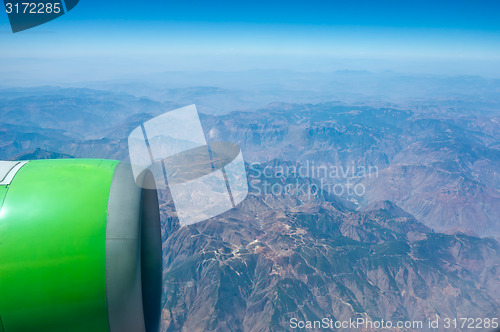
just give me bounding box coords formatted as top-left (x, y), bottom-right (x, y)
top-left (13, 148), bottom-right (74, 161)
top-left (361, 200), bottom-right (412, 218)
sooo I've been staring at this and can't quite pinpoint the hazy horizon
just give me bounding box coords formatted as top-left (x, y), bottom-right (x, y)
top-left (2, 0), bottom-right (500, 82)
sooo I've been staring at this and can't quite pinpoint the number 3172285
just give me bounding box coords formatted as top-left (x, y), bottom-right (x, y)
top-left (5, 2), bottom-right (62, 14)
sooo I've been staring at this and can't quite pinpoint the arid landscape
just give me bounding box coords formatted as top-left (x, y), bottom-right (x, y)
top-left (1, 72), bottom-right (499, 331)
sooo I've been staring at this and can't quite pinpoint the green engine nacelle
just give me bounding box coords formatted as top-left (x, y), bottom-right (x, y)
top-left (0, 159), bottom-right (162, 332)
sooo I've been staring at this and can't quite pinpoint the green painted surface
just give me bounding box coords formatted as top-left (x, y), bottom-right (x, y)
top-left (0, 159), bottom-right (119, 332)
top-left (0, 186), bottom-right (8, 210)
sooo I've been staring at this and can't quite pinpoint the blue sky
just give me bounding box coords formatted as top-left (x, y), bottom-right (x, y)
top-left (1, 0), bottom-right (500, 81)
top-left (41, 0), bottom-right (500, 30)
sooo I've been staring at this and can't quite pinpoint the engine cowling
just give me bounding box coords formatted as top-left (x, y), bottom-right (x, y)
top-left (0, 159), bottom-right (162, 332)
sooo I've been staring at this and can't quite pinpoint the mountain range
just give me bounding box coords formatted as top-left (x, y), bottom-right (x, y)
top-left (0, 84), bottom-right (498, 331)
